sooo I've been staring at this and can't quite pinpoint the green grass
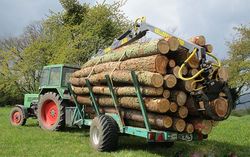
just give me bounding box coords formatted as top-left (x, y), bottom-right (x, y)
top-left (0, 107), bottom-right (249, 157)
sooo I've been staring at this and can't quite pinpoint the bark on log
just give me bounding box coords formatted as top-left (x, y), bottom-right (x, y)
top-left (189, 35), bottom-right (206, 46)
top-left (163, 90), bottom-right (170, 99)
top-left (210, 97), bottom-right (228, 118)
top-left (72, 86), bottom-right (163, 96)
top-left (70, 70), bottom-right (164, 87)
top-left (170, 90), bottom-right (187, 106)
top-left (191, 119), bottom-right (212, 135)
top-left (85, 107), bottom-right (173, 129)
top-left (165, 36), bottom-right (179, 51)
top-left (82, 39), bottom-right (170, 68)
top-left (77, 96), bottom-right (170, 113)
top-left (123, 110), bottom-right (173, 129)
top-left (72, 55), bottom-right (168, 77)
top-left (164, 74), bottom-right (177, 88)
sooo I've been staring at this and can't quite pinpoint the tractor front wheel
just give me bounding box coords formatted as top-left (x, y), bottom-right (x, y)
top-left (37, 92), bottom-right (65, 131)
top-left (9, 106), bottom-right (26, 126)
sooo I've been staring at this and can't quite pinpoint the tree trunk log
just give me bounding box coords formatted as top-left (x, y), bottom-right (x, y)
top-left (172, 118), bottom-right (186, 132)
top-left (191, 119), bottom-right (212, 135)
top-left (168, 59), bottom-right (176, 68)
top-left (185, 123), bottom-right (194, 134)
top-left (189, 35), bottom-right (206, 46)
top-left (72, 86), bottom-right (163, 96)
top-left (169, 102), bottom-right (178, 113)
top-left (177, 106), bottom-right (189, 118)
top-left (124, 110), bottom-right (173, 129)
top-left (77, 96), bottom-right (170, 113)
top-left (163, 90), bottom-right (170, 99)
top-left (82, 39), bottom-right (170, 68)
top-left (70, 70), bottom-right (164, 87)
top-left (177, 79), bottom-right (197, 92)
top-left (210, 97), bottom-right (228, 118)
top-left (85, 107), bottom-right (173, 129)
top-left (169, 66), bottom-right (188, 78)
top-left (170, 90), bottom-right (187, 106)
top-left (204, 44), bottom-right (213, 53)
top-left (217, 67), bottom-right (229, 82)
top-left (72, 55), bottom-right (168, 77)
top-left (165, 36), bottom-right (179, 51)
top-left (164, 74), bottom-right (177, 88)
top-left (188, 69), bottom-right (199, 76)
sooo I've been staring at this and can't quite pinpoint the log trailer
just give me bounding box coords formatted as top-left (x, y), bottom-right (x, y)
top-left (9, 17), bottom-right (233, 151)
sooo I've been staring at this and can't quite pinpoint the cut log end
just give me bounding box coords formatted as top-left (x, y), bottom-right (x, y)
top-left (189, 35), bottom-right (206, 46)
top-left (170, 102), bottom-right (178, 113)
top-left (212, 97), bottom-right (229, 118)
top-left (178, 106), bottom-right (188, 118)
top-left (151, 74), bottom-right (164, 87)
top-left (157, 39), bottom-right (170, 54)
top-left (163, 90), bottom-right (170, 99)
top-left (204, 44), bottom-right (213, 53)
top-left (185, 123), bottom-right (194, 134)
top-left (163, 116), bottom-right (173, 128)
top-left (164, 74), bottom-right (177, 88)
top-left (165, 36), bottom-right (179, 51)
top-left (168, 59), bottom-right (176, 68)
top-left (174, 119), bottom-right (186, 132)
top-left (155, 55), bottom-right (169, 74)
top-left (156, 99), bottom-right (170, 113)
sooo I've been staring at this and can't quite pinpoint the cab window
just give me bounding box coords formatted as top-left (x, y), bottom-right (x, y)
top-left (40, 68), bottom-right (49, 86)
top-left (49, 67), bottom-right (61, 86)
top-left (62, 67), bottom-right (77, 86)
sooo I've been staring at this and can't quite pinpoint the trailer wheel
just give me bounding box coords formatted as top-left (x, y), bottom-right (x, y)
top-left (90, 115), bottom-right (119, 152)
top-left (9, 106), bottom-right (26, 126)
top-left (37, 92), bottom-right (65, 131)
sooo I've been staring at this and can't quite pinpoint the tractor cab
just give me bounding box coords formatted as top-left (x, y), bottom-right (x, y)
top-left (39, 64), bottom-right (79, 98)
top-left (9, 64), bottom-right (79, 127)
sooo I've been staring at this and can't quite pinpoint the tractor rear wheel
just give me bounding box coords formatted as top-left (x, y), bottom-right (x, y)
top-left (37, 92), bottom-right (65, 131)
top-left (90, 115), bottom-right (119, 152)
top-left (9, 106), bottom-right (26, 126)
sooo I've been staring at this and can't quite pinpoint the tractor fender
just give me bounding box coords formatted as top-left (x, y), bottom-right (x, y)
top-left (15, 104), bottom-right (28, 119)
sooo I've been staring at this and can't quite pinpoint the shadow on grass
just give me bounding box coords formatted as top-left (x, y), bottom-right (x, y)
top-left (117, 136), bottom-right (248, 156)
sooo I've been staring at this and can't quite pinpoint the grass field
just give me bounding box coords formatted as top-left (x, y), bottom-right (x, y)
top-left (0, 107), bottom-right (250, 157)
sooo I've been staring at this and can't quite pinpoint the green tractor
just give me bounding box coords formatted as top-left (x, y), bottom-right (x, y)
top-left (9, 64), bottom-right (79, 131)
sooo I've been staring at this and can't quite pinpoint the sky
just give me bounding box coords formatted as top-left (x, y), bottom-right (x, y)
top-left (0, 0), bottom-right (249, 59)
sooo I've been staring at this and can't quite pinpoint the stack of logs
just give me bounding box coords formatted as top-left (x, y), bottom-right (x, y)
top-left (70, 35), bottom-right (229, 136)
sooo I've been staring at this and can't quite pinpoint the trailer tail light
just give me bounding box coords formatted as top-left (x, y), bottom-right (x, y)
top-left (148, 132), bottom-right (155, 141)
top-left (156, 133), bottom-right (164, 142)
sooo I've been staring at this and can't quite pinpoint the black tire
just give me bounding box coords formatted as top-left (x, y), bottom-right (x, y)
top-left (37, 92), bottom-right (65, 131)
top-left (90, 115), bottom-right (119, 152)
top-left (9, 106), bottom-right (26, 126)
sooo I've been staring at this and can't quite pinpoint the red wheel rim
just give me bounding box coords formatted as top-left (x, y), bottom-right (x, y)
top-left (41, 100), bottom-right (58, 127)
top-left (12, 111), bottom-right (21, 124)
